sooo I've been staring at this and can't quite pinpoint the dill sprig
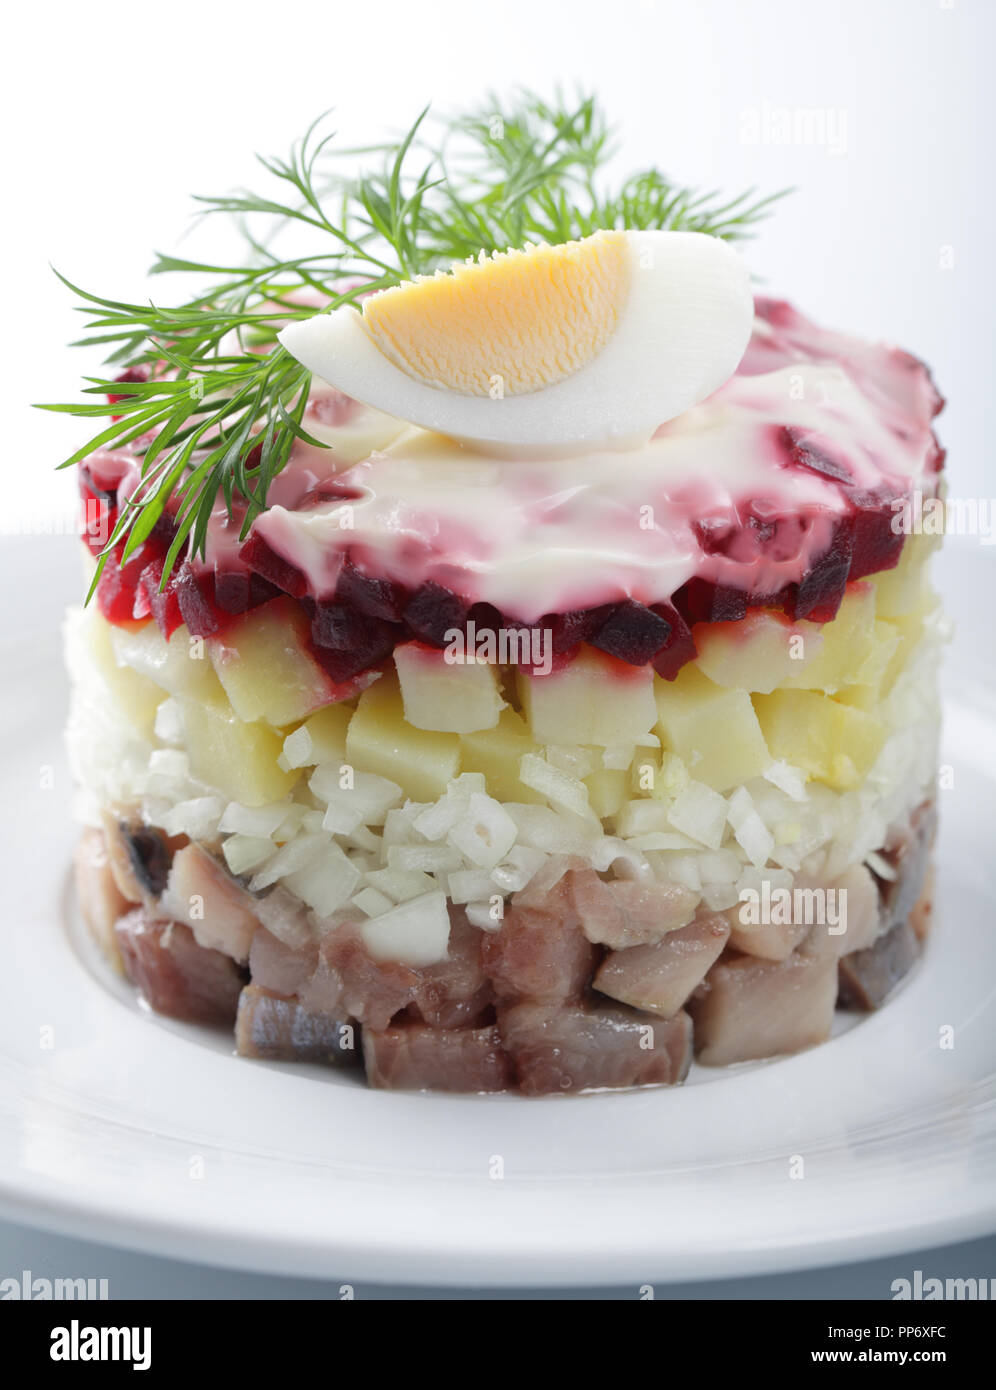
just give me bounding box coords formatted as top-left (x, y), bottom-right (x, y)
top-left (38, 90), bottom-right (787, 591)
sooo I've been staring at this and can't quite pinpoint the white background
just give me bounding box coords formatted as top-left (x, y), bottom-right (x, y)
top-left (1, 0), bottom-right (992, 1297)
top-left (4, 0), bottom-right (992, 530)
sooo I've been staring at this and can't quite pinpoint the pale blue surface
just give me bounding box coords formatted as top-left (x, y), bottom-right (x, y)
top-left (1, 1218), bottom-right (993, 1300)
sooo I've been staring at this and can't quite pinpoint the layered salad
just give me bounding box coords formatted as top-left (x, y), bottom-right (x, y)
top-left (58, 98), bottom-right (944, 1094)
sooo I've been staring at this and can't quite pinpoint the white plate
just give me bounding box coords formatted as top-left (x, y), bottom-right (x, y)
top-left (1, 537), bottom-right (994, 1286)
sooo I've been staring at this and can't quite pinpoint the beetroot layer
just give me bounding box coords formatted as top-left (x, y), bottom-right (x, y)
top-left (82, 480), bottom-right (920, 686)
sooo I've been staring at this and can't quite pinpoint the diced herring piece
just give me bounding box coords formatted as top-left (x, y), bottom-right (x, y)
top-left (363, 1022), bottom-right (511, 1092)
top-left (801, 862), bottom-right (880, 960)
top-left (909, 868), bottom-right (935, 944)
top-left (74, 828), bottom-right (130, 971)
top-left (499, 1000), bottom-right (693, 1094)
top-left (408, 909), bottom-right (493, 1028)
top-left (594, 912), bottom-right (730, 1016)
top-left (481, 877), bottom-right (597, 1002)
top-left (161, 842), bottom-right (260, 964)
top-left (727, 906), bottom-right (809, 961)
top-left (248, 926), bottom-right (318, 997)
top-left (689, 950), bottom-right (838, 1065)
top-left (236, 984), bottom-right (357, 1064)
top-left (837, 920), bottom-right (920, 1010)
top-left (300, 910), bottom-right (489, 1031)
top-left (570, 867), bottom-right (698, 948)
top-left (101, 813), bottom-right (172, 905)
top-left (115, 909), bottom-right (244, 1024)
top-left (876, 802), bottom-right (937, 932)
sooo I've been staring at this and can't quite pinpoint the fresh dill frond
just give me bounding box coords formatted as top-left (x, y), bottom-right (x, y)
top-left (38, 90), bottom-right (788, 592)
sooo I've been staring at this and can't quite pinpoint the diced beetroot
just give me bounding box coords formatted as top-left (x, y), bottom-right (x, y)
top-left (174, 564), bottom-right (220, 637)
top-left (295, 481), bottom-right (365, 509)
top-left (540, 604), bottom-right (615, 658)
top-left (498, 1000), bottom-right (693, 1094)
top-left (107, 364), bottom-right (151, 415)
top-left (673, 577), bottom-right (748, 626)
top-left (650, 601), bottom-right (696, 679)
top-left (239, 532), bottom-right (308, 598)
top-left (747, 582), bottom-right (797, 616)
top-left (96, 542), bottom-right (159, 626)
top-left (363, 1021), bottom-right (511, 1093)
top-left (590, 598), bottom-right (670, 666)
top-left (310, 601), bottom-right (367, 651)
top-left (753, 296), bottom-right (796, 328)
top-left (778, 424), bottom-right (854, 484)
top-left (846, 485), bottom-right (906, 579)
top-left (212, 570), bottom-right (252, 615)
top-left (335, 556), bottom-right (405, 621)
top-left (925, 432), bottom-right (946, 473)
top-left (692, 516), bottom-right (735, 555)
top-left (792, 516), bottom-right (853, 622)
top-left (79, 465), bottom-right (116, 557)
top-left (115, 909), bottom-right (245, 1025)
top-left (403, 581), bottom-right (469, 647)
top-left (212, 569), bottom-right (280, 616)
top-left (310, 601), bottom-right (400, 681)
top-left (138, 554), bottom-right (184, 639)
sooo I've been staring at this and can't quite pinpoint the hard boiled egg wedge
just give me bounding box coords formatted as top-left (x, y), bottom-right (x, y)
top-left (279, 229), bottom-right (753, 452)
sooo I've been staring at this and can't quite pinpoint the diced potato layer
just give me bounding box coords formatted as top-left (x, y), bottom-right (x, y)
top-left (395, 641), bottom-right (505, 733)
top-left (99, 540), bottom-right (936, 818)
top-left (655, 665), bottom-right (770, 792)
top-left (346, 674), bottom-right (460, 801)
top-left (210, 598), bottom-right (338, 728)
top-left (517, 647), bottom-right (657, 747)
top-left (753, 689), bottom-right (885, 792)
top-left (176, 691), bottom-right (300, 806)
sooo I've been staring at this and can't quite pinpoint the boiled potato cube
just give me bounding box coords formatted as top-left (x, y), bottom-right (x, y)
top-left (654, 665), bottom-right (769, 792)
top-left (176, 692), bottom-right (300, 805)
top-left (517, 648), bottom-right (657, 747)
top-left (871, 533), bottom-right (938, 619)
top-left (282, 702), bottom-right (354, 770)
top-left (459, 708), bottom-right (543, 803)
top-left (209, 597), bottom-right (339, 728)
top-left (584, 767), bottom-right (630, 818)
top-left (694, 610), bottom-right (817, 693)
top-left (395, 641), bottom-right (504, 733)
top-left (781, 584), bottom-right (876, 694)
top-left (89, 612), bottom-right (163, 737)
top-left (753, 688), bottom-right (885, 791)
top-left (111, 619), bottom-right (223, 703)
top-left (346, 674), bottom-right (460, 801)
